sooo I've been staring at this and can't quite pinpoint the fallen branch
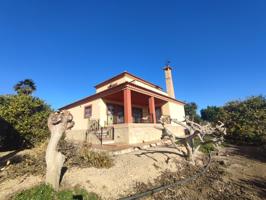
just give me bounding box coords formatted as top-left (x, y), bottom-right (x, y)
top-left (160, 116), bottom-right (226, 164)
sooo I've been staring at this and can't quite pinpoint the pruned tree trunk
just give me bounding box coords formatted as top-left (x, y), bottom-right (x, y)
top-left (183, 141), bottom-right (193, 162)
top-left (160, 116), bottom-right (227, 164)
top-left (45, 110), bottom-right (74, 190)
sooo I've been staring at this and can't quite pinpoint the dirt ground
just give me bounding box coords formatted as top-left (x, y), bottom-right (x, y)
top-left (62, 146), bottom-right (184, 199)
top-left (0, 145), bottom-right (265, 200)
top-left (134, 146), bottom-right (266, 200)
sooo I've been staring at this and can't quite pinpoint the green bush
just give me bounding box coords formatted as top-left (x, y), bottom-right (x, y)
top-left (200, 96), bottom-right (266, 145)
top-left (193, 137), bottom-right (215, 154)
top-left (200, 106), bottom-right (224, 123)
top-left (184, 102), bottom-right (202, 123)
top-left (12, 184), bottom-right (100, 200)
top-left (223, 96), bottom-right (266, 145)
top-left (0, 94), bottom-right (52, 150)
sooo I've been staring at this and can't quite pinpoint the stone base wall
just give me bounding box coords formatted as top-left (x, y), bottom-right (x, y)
top-left (113, 123), bottom-right (185, 144)
top-left (65, 123), bottom-right (185, 145)
top-left (65, 130), bottom-right (101, 144)
top-left (113, 123), bottom-right (162, 144)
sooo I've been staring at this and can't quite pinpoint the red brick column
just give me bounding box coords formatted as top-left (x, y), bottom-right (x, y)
top-left (149, 96), bottom-right (156, 123)
top-left (124, 88), bottom-right (132, 123)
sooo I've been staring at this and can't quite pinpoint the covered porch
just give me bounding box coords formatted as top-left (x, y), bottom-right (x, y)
top-left (102, 88), bottom-right (167, 125)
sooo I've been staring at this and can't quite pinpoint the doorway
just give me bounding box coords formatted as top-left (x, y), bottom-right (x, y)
top-left (132, 107), bottom-right (143, 123)
top-left (155, 107), bottom-right (162, 123)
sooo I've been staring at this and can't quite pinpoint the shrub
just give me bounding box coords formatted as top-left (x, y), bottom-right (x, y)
top-left (201, 96), bottom-right (266, 145)
top-left (12, 184), bottom-right (100, 200)
top-left (223, 96), bottom-right (266, 145)
top-left (200, 106), bottom-right (224, 123)
top-left (193, 136), bottom-right (215, 154)
top-left (0, 94), bottom-right (52, 150)
top-left (184, 102), bottom-right (202, 123)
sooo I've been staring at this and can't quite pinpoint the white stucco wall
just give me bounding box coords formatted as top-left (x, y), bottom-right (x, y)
top-left (66, 98), bottom-right (107, 131)
top-left (161, 102), bottom-right (186, 137)
top-left (162, 102), bottom-right (185, 123)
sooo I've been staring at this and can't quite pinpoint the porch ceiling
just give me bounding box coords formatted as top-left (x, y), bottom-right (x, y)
top-left (103, 91), bottom-right (123, 102)
top-left (103, 90), bottom-right (167, 107)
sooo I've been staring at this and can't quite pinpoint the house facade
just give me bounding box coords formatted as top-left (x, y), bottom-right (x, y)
top-left (60, 65), bottom-right (186, 145)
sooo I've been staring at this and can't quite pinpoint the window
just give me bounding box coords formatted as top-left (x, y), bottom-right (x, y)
top-left (84, 105), bottom-right (92, 118)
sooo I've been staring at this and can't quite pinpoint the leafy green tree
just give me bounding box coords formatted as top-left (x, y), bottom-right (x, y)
top-left (201, 96), bottom-right (266, 145)
top-left (222, 96), bottom-right (266, 145)
top-left (0, 80), bottom-right (52, 150)
top-left (184, 102), bottom-right (201, 123)
top-left (200, 106), bottom-right (224, 123)
top-left (14, 79), bottom-right (36, 95)
top-left (0, 94), bottom-right (52, 149)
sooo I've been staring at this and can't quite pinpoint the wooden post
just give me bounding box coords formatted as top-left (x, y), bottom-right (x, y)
top-left (101, 127), bottom-right (103, 145)
top-left (124, 88), bottom-right (132, 123)
top-left (149, 96), bottom-right (156, 123)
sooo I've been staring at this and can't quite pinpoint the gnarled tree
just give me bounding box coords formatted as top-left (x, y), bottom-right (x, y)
top-left (46, 110), bottom-right (74, 190)
top-left (160, 116), bottom-right (226, 164)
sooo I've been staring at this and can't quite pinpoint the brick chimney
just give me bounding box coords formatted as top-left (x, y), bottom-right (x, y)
top-left (163, 63), bottom-right (175, 99)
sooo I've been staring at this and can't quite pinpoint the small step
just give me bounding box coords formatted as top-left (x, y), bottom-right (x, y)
top-left (102, 140), bottom-right (115, 145)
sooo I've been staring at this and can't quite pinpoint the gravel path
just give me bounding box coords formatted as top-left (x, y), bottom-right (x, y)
top-left (62, 146), bottom-right (184, 199)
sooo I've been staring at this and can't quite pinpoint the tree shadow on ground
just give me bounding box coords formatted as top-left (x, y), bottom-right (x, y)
top-left (228, 145), bottom-right (266, 163)
top-left (73, 195), bottom-right (83, 200)
top-left (135, 148), bottom-right (186, 163)
top-left (59, 166), bottom-right (68, 185)
top-left (239, 177), bottom-right (266, 199)
top-left (0, 149), bottom-right (22, 168)
top-left (0, 117), bottom-right (31, 152)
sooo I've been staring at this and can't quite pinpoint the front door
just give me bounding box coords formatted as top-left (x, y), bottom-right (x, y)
top-left (107, 104), bottom-right (124, 124)
top-left (107, 104), bottom-right (115, 125)
top-left (132, 107), bottom-right (143, 123)
top-left (155, 107), bottom-right (162, 123)
top-left (116, 105), bottom-right (124, 123)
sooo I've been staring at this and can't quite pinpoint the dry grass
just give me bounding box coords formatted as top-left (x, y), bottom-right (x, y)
top-left (60, 141), bottom-right (114, 168)
top-left (133, 158), bottom-right (262, 200)
top-left (0, 140), bottom-right (113, 183)
top-left (0, 142), bottom-right (47, 183)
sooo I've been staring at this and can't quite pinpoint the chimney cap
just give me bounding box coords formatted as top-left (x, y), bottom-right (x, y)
top-left (163, 60), bottom-right (172, 70)
top-left (163, 61), bottom-right (172, 70)
top-left (163, 66), bottom-right (172, 70)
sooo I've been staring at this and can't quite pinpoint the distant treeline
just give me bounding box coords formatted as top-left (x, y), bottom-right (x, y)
top-left (185, 96), bottom-right (266, 145)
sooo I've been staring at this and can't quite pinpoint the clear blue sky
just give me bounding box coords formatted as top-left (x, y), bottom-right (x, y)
top-left (0, 0), bottom-right (265, 110)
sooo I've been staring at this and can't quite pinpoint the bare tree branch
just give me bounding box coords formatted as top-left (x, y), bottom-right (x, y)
top-left (160, 116), bottom-right (226, 164)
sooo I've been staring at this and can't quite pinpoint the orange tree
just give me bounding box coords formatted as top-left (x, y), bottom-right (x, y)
top-left (201, 96), bottom-right (266, 145)
top-left (0, 80), bottom-right (52, 150)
